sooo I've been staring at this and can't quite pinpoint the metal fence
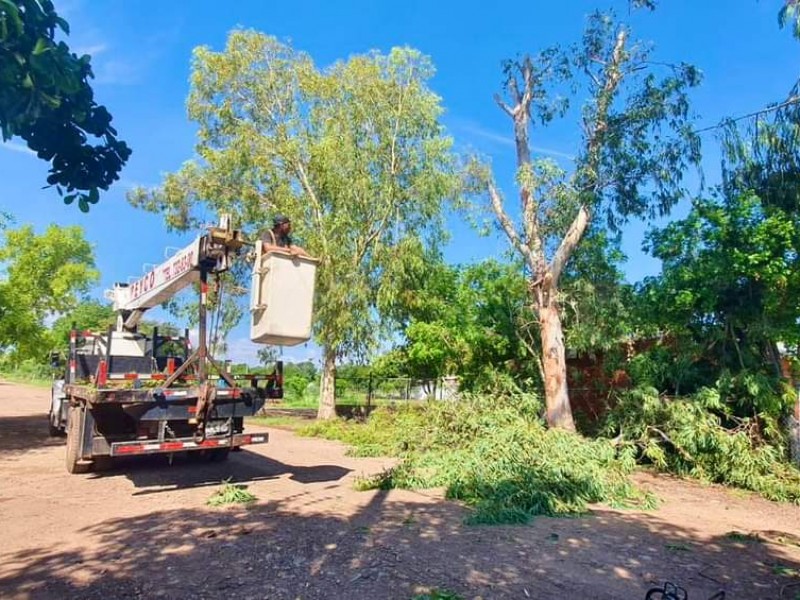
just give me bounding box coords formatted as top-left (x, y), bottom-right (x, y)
top-left (334, 375), bottom-right (460, 405)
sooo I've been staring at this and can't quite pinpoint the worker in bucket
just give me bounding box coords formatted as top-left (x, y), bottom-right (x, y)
top-left (261, 215), bottom-right (309, 257)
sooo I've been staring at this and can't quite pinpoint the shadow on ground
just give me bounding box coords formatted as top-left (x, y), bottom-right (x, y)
top-left (81, 447), bottom-right (353, 496)
top-left (0, 413), bottom-right (63, 455)
top-left (2, 488), bottom-right (799, 600)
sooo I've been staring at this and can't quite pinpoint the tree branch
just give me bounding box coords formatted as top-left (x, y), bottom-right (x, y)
top-left (583, 28), bottom-right (628, 188)
top-left (550, 203), bottom-right (591, 287)
top-left (294, 160), bottom-right (329, 257)
top-left (488, 181), bottom-right (536, 270)
top-left (520, 56), bottom-right (534, 112)
top-left (494, 93), bottom-right (514, 117)
top-left (508, 73), bottom-right (522, 106)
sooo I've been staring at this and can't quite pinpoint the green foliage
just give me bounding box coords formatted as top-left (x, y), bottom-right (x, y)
top-left (475, 10), bottom-right (700, 429)
top-left (0, 355), bottom-right (51, 384)
top-left (302, 393), bottom-right (653, 524)
top-left (128, 34), bottom-right (460, 357)
top-left (248, 415), bottom-right (310, 430)
top-left (603, 387), bottom-right (800, 503)
top-left (644, 191), bottom-right (800, 349)
top-left (631, 38), bottom-right (800, 417)
top-left (779, 1), bottom-right (800, 39)
top-left (284, 374), bottom-right (311, 401)
top-left (560, 228), bottom-right (635, 353)
top-left (49, 300), bottom-right (116, 346)
top-left (276, 361), bottom-right (319, 405)
top-left (0, 0), bottom-right (130, 208)
top-left (160, 269), bottom-right (243, 359)
top-left (0, 223), bottom-right (98, 360)
top-left (376, 259), bottom-right (540, 388)
top-left (412, 590), bottom-right (464, 600)
top-left (624, 343), bottom-right (715, 397)
top-left (284, 360), bottom-right (318, 381)
top-left (128, 32), bottom-right (462, 416)
top-left (301, 405), bottom-right (427, 457)
top-left (206, 480), bottom-right (256, 506)
top-left (636, 189), bottom-right (800, 414)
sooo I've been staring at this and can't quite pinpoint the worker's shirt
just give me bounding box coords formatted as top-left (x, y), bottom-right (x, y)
top-left (261, 230), bottom-right (292, 248)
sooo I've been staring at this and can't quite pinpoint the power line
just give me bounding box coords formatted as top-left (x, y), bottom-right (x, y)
top-left (694, 95), bottom-right (800, 134)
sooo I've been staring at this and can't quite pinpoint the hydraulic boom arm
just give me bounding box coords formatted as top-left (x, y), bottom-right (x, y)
top-left (105, 216), bottom-right (246, 331)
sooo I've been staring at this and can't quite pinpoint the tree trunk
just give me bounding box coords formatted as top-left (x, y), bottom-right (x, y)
top-left (539, 300), bottom-right (576, 432)
top-left (317, 347), bottom-right (337, 420)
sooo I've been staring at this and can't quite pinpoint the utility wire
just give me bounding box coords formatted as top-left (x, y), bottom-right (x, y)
top-left (694, 95), bottom-right (800, 135)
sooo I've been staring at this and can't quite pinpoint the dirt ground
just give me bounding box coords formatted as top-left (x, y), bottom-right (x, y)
top-left (1, 382), bottom-right (799, 600)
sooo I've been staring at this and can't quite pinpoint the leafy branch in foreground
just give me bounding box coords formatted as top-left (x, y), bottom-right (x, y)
top-left (603, 387), bottom-right (800, 504)
top-left (302, 394), bottom-right (654, 524)
top-left (207, 480), bottom-right (257, 507)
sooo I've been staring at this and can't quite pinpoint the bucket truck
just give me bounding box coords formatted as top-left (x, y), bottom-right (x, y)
top-left (49, 216), bottom-right (318, 474)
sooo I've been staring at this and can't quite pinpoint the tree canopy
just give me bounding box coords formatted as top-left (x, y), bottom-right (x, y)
top-left (0, 223), bottom-right (98, 359)
top-left (0, 0), bottom-right (131, 210)
top-left (128, 31), bottom-right (462, 418)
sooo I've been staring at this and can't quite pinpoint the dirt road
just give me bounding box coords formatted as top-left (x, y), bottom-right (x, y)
top-left (1, 381), bottom-right (799, 599)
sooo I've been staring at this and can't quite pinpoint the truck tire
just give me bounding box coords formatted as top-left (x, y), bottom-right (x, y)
top-left (66, 405), bottom-right (92, 474)
top-left (48, 411), bottom-right (61, 437)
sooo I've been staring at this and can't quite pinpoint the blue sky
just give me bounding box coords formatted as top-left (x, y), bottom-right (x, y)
top-left (1, 0), bottom-right (798, 365)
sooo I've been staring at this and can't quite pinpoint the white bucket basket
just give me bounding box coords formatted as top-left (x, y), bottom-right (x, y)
top-left (250, 245), bottom-right (318, 346)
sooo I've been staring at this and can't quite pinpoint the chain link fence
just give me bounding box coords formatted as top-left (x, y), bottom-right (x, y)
top-left (334, 374), bottom-right (460, 406)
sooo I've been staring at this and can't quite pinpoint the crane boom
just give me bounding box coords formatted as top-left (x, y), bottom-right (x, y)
top-left (105, 216), bottom-right (245, 331)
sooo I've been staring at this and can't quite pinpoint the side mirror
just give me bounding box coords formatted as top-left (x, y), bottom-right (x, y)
top-left (49, 352), bottom-right (62, 369)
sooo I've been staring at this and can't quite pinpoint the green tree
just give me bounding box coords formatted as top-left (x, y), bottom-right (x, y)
top-left (128, 32), bottom-right (460, 419)
top-left (483, 12), bottom-right (700, 430)
top-left (0, 0), bottom-right (131, 210)
top-left (634, 78), bottom-right (800, 411)
top-left (560, 228), bottom-right (634, 354)
top-left (640, 190), bottom-right (800, 403)
top-left (0, 223), bottom-right (98, 359)
top-left (160, 269), bottom-right (244, 360)
top-left (49, 299), bottom-right (115, 345)
top-left (377, 259), bottom-right (538, 388)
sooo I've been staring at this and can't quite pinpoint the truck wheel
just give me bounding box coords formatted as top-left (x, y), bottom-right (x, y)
top-left (66, 405), bottom-right (92, 474)
top-left (48, 411), bottom-right (61, 437)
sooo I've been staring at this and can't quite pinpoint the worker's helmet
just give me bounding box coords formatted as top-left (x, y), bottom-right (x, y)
top-left (272, 215), bottom-right (290, 228)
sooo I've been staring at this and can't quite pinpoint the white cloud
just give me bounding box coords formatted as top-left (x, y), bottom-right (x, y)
top-left (0, 142), bottom-right (35, 156)
top-left (74, 43), bottom-right (108, 58)
top-left (94, 59), bottom-right (144, 86)
top-left (452, 120), bottom-right (575, 161)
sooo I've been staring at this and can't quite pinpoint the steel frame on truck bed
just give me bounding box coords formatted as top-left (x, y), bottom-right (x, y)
top-left (56, 216), bottom-right (283, 473)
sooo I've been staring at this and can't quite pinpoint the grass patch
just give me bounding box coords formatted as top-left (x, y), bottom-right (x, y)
top-left (301, 394), bottom-right (655, 524)
top-left (279, 395), bottom-right (318, 409)
top-left (0, 371), bottom-right (51, 388)
top-left (412, 590), bottom-right (464, 600)
top-left (248, 415), bottom-right (311, 430)
top-left (725, 530), bottom-right (762, 543)
top-left (207, 480), bottom-right (257, 507)
top-left (771, 564), bottom-right (800, 577)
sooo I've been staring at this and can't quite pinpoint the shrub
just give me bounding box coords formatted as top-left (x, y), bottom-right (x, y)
top-left (603, 386), bottom-right (800, 504)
